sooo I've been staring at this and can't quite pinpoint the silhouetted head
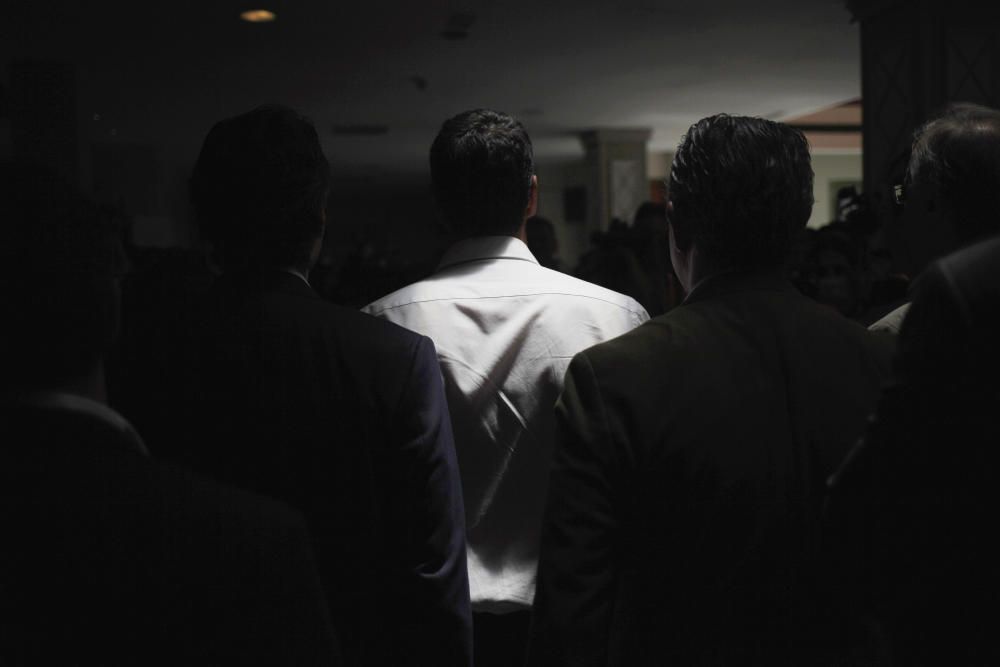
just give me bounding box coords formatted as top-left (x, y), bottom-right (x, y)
top-left (903, 103), bottom-right (1000, 268)
top-left (525, 215), bottom-right (558, 267)
top-left (430, 108), bottom-right (536, 238)
top-left (667, 114), bottom-right (814, 274)
top-left (633, 201), bottom-right (667, 227)
top-left (0, 160), bottom-right (122, 394)
top-left (190, 105), bottom-right (330, 273)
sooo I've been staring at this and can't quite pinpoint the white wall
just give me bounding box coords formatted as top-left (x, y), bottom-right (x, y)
top-left (647, 151), bottom-right (671, 182)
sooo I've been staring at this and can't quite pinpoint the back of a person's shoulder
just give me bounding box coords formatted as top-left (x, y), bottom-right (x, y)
top-left (107, 453), bottom-right (317, 600)
top-left (2, 442), bottom-right (328, 664)
top-left (802, 292), bottom-right (890, 345)
top-left (743, 286), bottom-right (889, 361)
top-left (576, 310), bottom-right (687, 382)
top-left (765, 290), bottom-right (894, 381)
top-left (150, 454), bottom-right (305, 535)
top-left (536, 266), bottom-right (645, 311)
top-left (269, 287), bottom-right (430, 362)
top-left (585, 290), bottom-right (888, 385)
top-left (363, 279), bottom-right (440, 317)
top-left (921, 237), bottom-right (1000, 358)
top-left (27, 437), bottom-right (308, 546)
top-left (337, 301), bottom-right (432, 367)
top-left (368, 264), bottom-right (646, 320)
top-left (937, 234), bottom-right (1000, 295)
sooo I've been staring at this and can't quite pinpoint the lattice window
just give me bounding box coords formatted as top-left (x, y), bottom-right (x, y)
top-left (946, 28), bottom-right (997, 106)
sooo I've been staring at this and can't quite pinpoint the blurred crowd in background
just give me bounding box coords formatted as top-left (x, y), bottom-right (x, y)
top-left (115, 185), bottom-right (909, 327)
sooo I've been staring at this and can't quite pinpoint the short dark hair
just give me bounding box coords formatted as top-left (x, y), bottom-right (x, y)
top-left (190, 105), bottom-right (330, 269)
top-left (429, 109), bottom-right (535, 237)
top-left (0, 160), bottom-right (122, 391)
top-left (667, 114), bottom-right (814, 270)
top-left (907, 102), bottom-right (1000, 244)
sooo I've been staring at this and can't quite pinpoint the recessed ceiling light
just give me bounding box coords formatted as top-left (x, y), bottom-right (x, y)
top-left (441, 11), bottom-right (475, 40)
top-left (240, 9), bottom-right (276, 23)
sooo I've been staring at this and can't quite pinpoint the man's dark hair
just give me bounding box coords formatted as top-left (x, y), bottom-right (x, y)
top-left (907, 102), bottom-right (1000, 244)
top-left (0, 160), bottom-right (121, 392)
top-left (667, 114), bottom-right (814, 270)
top-left (190, 105), bottom-right (330, 270)
top-left (429, 109), bottom-right (535, 237)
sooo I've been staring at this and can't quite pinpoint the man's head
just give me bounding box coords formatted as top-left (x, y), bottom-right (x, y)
top-left (190, 105), bottom-right (330, 272)
top-left (900, 103), bottom-right (1000, 275)
top-left (429, 109), bottom-right (537, 238)
top-left (0, 160), bottom-right (122, 395)
top-left (667, 114), bottom-right (814, 287)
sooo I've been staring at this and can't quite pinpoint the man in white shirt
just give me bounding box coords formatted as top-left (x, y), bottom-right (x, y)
top-left (364, 108), bottom-right (648, 667)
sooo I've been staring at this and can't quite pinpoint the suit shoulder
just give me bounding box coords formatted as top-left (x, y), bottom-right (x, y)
top-left (362, 281), bottom-right (434, 317)
top-left (932, 236), bottom-right (1000, 314)
top-left (572, 314), bottom-right (677, 375)
top-left (581, 292), bottom-right (891, 377)
top-left (149, 455), bottom-right (310, 541)
top-left (800, 293), bottom-right (895, 352)
top-left (5, 437), bottom-right (312, 564)
top-left (937, 234), bottom-right (1000, 282)
top-left (300, 294), bottom-right (434, 359)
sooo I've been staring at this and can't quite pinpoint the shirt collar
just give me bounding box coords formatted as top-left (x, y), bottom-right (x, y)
top-left (16, 392), bottom-right (150, 457)
top-left (436, 236), bottom-right (540, 272)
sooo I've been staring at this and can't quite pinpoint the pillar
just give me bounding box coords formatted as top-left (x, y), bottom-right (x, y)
top-left (579, 128), bottom-right (652, 232)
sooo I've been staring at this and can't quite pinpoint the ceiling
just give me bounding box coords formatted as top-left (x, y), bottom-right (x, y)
top-left (2, 0), bottom-right (860, 184)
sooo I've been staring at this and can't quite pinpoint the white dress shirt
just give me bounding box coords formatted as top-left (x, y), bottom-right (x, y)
top-left (364, 236), bottom-right (649, 612)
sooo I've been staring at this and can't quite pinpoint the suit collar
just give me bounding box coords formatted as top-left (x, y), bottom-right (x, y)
top-left (282, 267), bottom-right (311, 287)
top-left (11, 392), bottom-right (149, 457)
top-left (219, 268), bottom-right (317, 298)
top-left (437, 236), bottom-right (539, 272)
top-left (682, 269), bottom-right (796, 306)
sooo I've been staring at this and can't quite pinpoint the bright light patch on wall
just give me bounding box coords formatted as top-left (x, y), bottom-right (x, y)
top-left (240, 9), bottom-right (276, 22)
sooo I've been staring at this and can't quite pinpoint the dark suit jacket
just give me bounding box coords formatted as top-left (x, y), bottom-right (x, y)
top-left (527, 271), bottom-right (892, 667)
top-left (826, 236), bottom-right (1000, 666)
top-left (112, 270), bottom-right (471, 667)
top-left (0, 401), bottom-right (341, 665)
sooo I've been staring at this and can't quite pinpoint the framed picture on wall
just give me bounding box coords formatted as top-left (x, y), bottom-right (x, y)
top-left (830, 180), bottom-right (862, 222)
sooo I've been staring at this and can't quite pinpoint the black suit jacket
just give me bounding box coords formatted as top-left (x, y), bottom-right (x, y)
top-left (0, 402), bottom-right (341, 665)
top-left (527, 271), bottom-right (892, 667)
top-left (112, 270), bottom-right (471, 667)
top-left (827, 235), bottom-right (1000, 666)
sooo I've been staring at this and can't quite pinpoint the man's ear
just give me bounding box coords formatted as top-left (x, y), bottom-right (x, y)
top-left (666, 200), bottom-right (690, 251)
top-left (526, 175), bottom-right (539, 218)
